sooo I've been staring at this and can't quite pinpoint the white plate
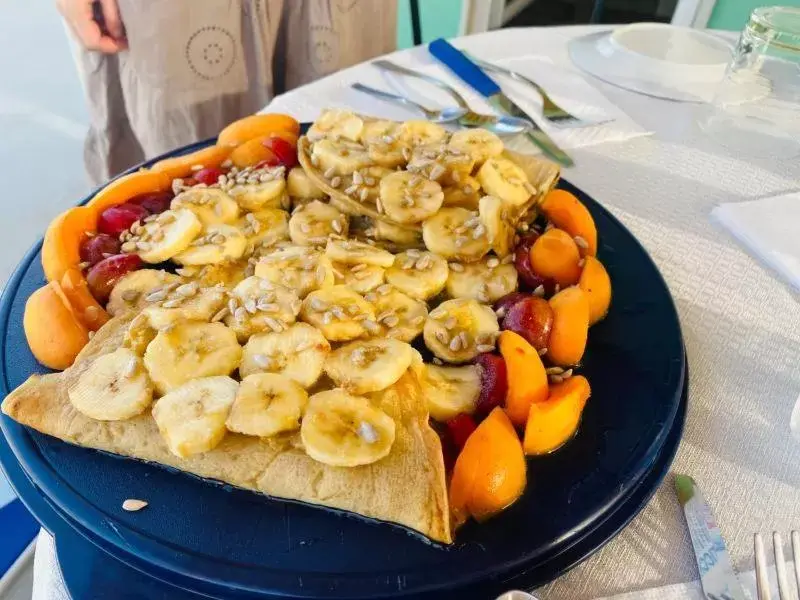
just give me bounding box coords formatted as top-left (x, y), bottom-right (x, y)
top-left (569, 24), bottom-right (733, 103)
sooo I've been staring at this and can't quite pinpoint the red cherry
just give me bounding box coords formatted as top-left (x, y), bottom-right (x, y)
top-left (261, 136), bottom-right (298, 169)
top-left (446, 414), bottom-right (478, 450)
top-left (473, 353), bottom-right (508, 418)
top-left (514, 232), bottom-right (544, 289)
top-left (129, 191), bottom-right (173, 214)
top-left (494, 291), bottom-right (529, 319)
top-left (436, 427), bottom-right (458, 472)
top-left (79, 234), bottom-right (122, 267)
top-left (193, 167), bottom-right (225, 187)
top-left (86, 254), bottom-right (142, 303)
top-left (502, 296), bottom-right (554, 351)
top-left (97, 203), bottom-right (149, 236)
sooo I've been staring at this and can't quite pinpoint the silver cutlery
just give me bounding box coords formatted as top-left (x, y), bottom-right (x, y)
top-left (369, 59), bottom-right (531, 135)
top-left (468, 54), bottom-right (613, 129)
top-left (351, 83), bottom-right (467, 124)
top-left (755, 531), bottom-right (800, 600)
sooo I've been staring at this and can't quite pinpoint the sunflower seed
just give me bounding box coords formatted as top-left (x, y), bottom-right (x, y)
top-left (211, 307), bottom-right (230, 322)
top-left (562, 368), bottom-right (574, 379)
top-left (458, 331), bottom-right (470, 347)
top-left (322, 311), bottom-right (334, 325)
top-left (309, 296), bottom-right (328, 311)
top-left (554, 283), bottom-right (561, 294)
top-left (121, 289), bottom-right (139, 303)
top-left (472, 224), bottom-right (486, 239)
top-left (376, 310), bottom-right (395, 322)
top-left (364, 176), bottom-right (376, 186)
top-left (136, 241), bottom-right (152, 251)
top-left (435, 330), bottom-right (450, 345)
top-left (533, 285), bottom-right (545, 297)
top-left (175, 282), bottom-right (199, 297)
top-left (323, 166), bottom-right (336, 179)
top-left (454, 237), bottom-right (467, 248)
top-left (234, 307), bottom-right (248, 322)
top-left (227, 297), bottom-right (240, 314)
top-left (443, 316), bottom-right (457, 329)
top-left (523, 181), bottom-right (537, 195)
top-left (265, 317), bottom-right (285, 331)
top-left (538, 347), bottom-right (548, 356)
top-left (449, 336), bottom-right (462, 351)
top-left (578, 258), bottom-right (586, 268)
top-left (486, 257), bottom-right (500, 269)
top-left (145, 290), bottom-right (168, 302)
top-left (121, 241), bottom-right (137, 253)
top-left (502, 254), bottom-right (514, 264)
top-left (383, 315), bottom-right (400, 328)
top-left (415, 255), bottom-right (432, 270)
top-left (344, 184), bottom-right (359, 195)
top-left (332, 220), bottom-right (343, 234)
top-left (364, 292), bottom-right (378, 303)
top-left (330, 176), bottom-right (342, 188)
top-left (331, 306), bottom-right (346, 319)
top-left (550, 374), bottom-right (564, 384)
top-left (573, 235), bottom-right (589, 250)
top-left (253, 353), bottom-right (273, 368)
top-left (448, 262), bottom-right (464, 272)
top-left (363, 319), bottom-right (381, 333)
top-left (310, 155), bottom-right (321, 167)
top-left (295, 340), bottom-right (316, 353)
top-left (122, 499), bottom-right (148, 512)
top-left (546, 366), bottom-right (565, 375)
top-left (242, 299), bottom-right (256, 314)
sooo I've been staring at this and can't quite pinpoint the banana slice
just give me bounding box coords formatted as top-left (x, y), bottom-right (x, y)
top-left (174, 261), bottom-right (249, 289)
top-left (364, 287), bottom-right (427, 342)
top-left (476, 157), bottom-right (532, 208)
top-left (173, 224), bottom-right (247, 266)
top-left (446, 256), bottom-right (518, 303)
top-left (240, 323), bottom-right (330, 386)
top-left (152, 376), bottom-right (238, 458)
top-left (286, 167), bottom-right (326, 200)
top-left (142, 285), bottom-right (227, 331)
top-left (362, 120), bottom-right (405, 168)
top-left (288, 200), bottom-right (348, 246)
top-left (144, 321), bottom-right (242, 395)
top-left (479, 195), bottom-right (517, 258)
top-left (229, 179), bottom-right (288, 212)
top-left (379, 171), bottom-right (444, 224)
top-left (300, 285), bottom-right (376, 341)
top-left (407, 144), bottom-right (475, 187)
top-left (68, 348), bottom-right (153, 420)
top-left (171, 188), bottom-right (239, 225)
top-left (254, 245), bottom-right (335, 298)
top-left (237, 208), bottom-right (290, 253)
top-left (412, 362), bottom-right (481, 422)
top-left (226, 373), bottom-right (308, 438)
top-left (442, 175), bottom-right (481, 210)
top-left (224, 276), bottom-right (301, 341)
top-left (339, 165), bottom-right (393, 207)
top-left (307, 108), bottom-right (364, 142)
top-left (301, 389), bottom-right (396, 467)
top-left (324, 238), bottom-right (394, 268)
top-left (128, 209), bottom-right (202, 264)
top-left (311, 139), bottom-right (372, 177)
top-left (448, 129), bottom-right (504, 166)
top-left (371, 218), bottom-right (425, 249)
top-left (332, 262), bottom-right (385, 293)
top-left (107, 269), bottom-right (182, 316)
top-left (324, 338), bottom-right (414, 394)
top-left (384, 250), bottom-right (448, 300)
top-left (123, 312), bottom-right (158, 355)
top-left (422, 207), bottom-right (491, 262)
top-left (423, 298), bottom-right (499, 363)
top-left (394, 120), bottom-right (447, 148)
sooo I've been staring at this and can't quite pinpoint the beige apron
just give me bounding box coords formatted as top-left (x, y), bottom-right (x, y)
top-left (68, 0), bottom-right (397, 186)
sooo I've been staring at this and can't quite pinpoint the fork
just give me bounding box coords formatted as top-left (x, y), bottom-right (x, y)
top-left (466, 55), bottom-right (613, 129)
top-left (755, 531), bottom-right (800, 600)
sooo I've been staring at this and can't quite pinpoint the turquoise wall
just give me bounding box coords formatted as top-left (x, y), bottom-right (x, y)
top-left (397, 0), bottom-right (463, 49)
top-left (708, 0), bottom-right (800, 30)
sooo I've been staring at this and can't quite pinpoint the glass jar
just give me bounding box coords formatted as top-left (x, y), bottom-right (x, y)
top-left (700, 6), bottom-right (800, 158)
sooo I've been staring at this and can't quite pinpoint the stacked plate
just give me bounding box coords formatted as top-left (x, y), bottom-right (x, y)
top-left (0, 134), bottom-right (686, 599)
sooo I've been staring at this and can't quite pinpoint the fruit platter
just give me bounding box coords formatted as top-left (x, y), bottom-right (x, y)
top-left (0, 111), bottom-right (686, 598)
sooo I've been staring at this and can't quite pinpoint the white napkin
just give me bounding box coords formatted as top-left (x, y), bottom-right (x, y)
top-left (265, 53), bottom-right (650, 156)
top-left (712, 192), bottom-right (800, 293)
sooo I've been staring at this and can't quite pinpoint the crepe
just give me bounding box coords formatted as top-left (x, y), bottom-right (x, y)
top-left (1, 315), bottom-right (452, 543)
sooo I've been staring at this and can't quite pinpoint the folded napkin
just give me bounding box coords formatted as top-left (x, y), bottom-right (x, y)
top-left (264, 52), bottom-right (650, 156)
top-left (712, 192), bottom-right (800, 293)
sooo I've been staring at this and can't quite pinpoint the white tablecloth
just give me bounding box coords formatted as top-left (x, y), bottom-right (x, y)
top-left (32, 25), bottom-right (800, 600)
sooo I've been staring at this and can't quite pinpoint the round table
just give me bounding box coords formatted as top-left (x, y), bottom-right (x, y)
top-left (31, 25), bottom-right (800, 600)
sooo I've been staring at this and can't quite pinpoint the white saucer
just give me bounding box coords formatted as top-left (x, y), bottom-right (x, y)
top-left (569, 24), bottom-right (733, 103)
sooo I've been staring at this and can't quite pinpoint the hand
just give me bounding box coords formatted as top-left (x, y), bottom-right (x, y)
top-left (57, 0), bottom-right (128, 53)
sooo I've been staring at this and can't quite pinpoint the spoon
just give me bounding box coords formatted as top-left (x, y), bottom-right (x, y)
top-left (351, 83), bottom-right (467, 124)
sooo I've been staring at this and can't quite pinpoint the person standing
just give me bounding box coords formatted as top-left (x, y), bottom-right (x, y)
top-left (57, 0), bottom-right (397, 186)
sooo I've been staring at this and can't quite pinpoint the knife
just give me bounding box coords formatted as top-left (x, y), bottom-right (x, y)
top-left (428, 38), bottom-right (574, 167)
top-left (675, 474), bottom-right (747, 600)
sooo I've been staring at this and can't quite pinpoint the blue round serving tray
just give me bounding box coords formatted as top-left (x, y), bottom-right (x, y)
top-left (0, 137), bottom-right (686, 599)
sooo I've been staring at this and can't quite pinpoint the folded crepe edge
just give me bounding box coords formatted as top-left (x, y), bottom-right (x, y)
top-left (1, 317), bottom-right (453, 544)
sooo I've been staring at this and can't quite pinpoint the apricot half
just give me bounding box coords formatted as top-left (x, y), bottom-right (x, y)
top-left (498, 330), bottom-right (549, 428)
top-left (524, 375), bottom-right (590, 455)
top-left (449, 407), bottom-right (526, 527)
top-left (217, 113), bottom-right (300, 147)
top-left (529, 228), bottom-right (582, 288)
top-left (547, 286), bottom-right (590, 367)
top-left (151, 144), bottom-right (234, 181)
top-left (87, 170), bottom-right (171, 214)
top-left (540, 189), bottom-right (597, 256)
top-left (42, 206), bottom-right (97, 284)
top-left (24, 282), bottom-right (90, 370)
top-left (579, 256), bottom-right (612, 325)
